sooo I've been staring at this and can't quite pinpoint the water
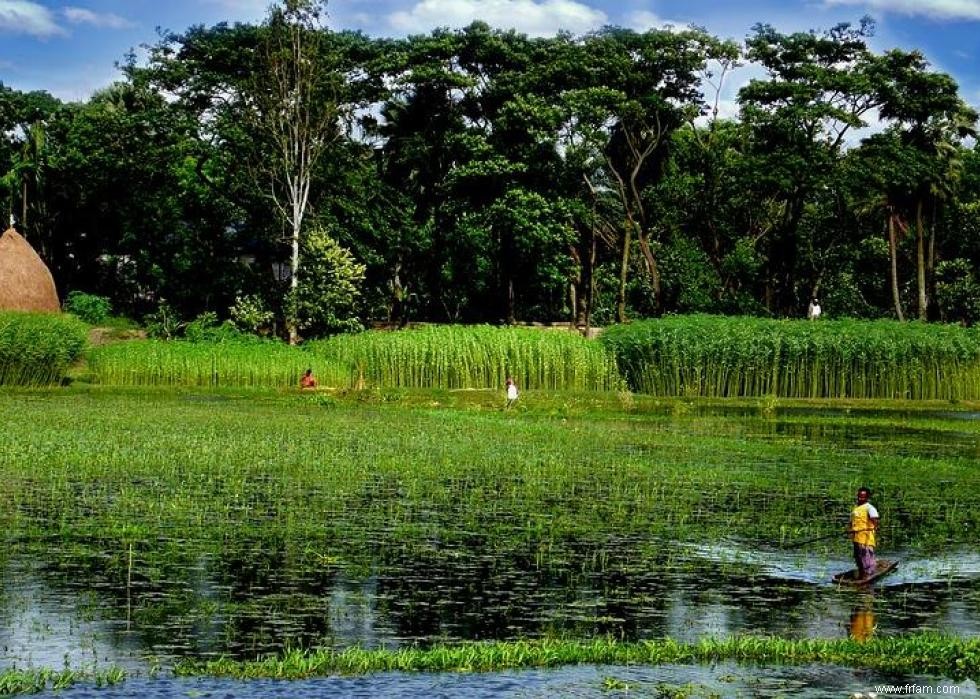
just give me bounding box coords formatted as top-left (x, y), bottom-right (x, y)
top-left (24, 664), bottom-right (980, 698)
top-left (1, 398), bottom-right (979, 694)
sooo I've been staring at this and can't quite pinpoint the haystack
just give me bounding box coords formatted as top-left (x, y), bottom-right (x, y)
top-left (0, 228), bottom-right (60, 312)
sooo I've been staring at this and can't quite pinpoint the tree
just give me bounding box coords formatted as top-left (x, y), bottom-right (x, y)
top-left (871, 49), bottom-right (978, 320)
top-left (291, 228), bottom-right (365, 335)
top-left (739, 19), bottom-right (879, 315)
top-left (250, 0), bottom-right (343, 343)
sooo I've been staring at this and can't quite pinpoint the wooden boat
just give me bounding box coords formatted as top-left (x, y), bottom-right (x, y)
top-left (833, 559), bottom-right (898, 586)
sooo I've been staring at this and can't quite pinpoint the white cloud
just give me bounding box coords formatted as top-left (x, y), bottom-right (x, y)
top-left (388, 0), bottom-right (607, 36)
top-left (0, 0), bottom-right (66, 37)
top-left (63, 7), bottom-right (135, 29)
top-left (625, 10), bottom-right (686, 31)
top-left (823, 0), bottom-right (980, 21)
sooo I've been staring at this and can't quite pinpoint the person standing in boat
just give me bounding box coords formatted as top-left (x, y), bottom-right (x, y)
top-left (850, 487), bottom-right (880, 580)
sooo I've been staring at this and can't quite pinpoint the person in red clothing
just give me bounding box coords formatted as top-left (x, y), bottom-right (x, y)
top-left (300, 368), bottom-right (317, 389)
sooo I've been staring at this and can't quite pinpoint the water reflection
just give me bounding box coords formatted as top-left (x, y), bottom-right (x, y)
top-left (848, 593), bottom-right (876, 642)
top-left (3, 536), bottom-right (980, 671)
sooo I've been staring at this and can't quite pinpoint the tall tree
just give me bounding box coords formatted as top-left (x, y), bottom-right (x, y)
top-left (252, 0), bottom-right (341, 343)
top-left (872, 49), bottom-right (978, 320)
top-left (739, 19), bottom-right (879, 315)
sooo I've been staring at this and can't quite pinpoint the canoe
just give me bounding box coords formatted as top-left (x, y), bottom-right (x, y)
top-left (832, 559), bottom-right (898, 586)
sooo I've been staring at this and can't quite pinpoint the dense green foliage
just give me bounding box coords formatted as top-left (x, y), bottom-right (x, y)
top-left (0, 312), bottom-right (87, 385)
top-left (63, 291), bottom-right (112, 324)
top-left (307, 325), bottom-right (622, 390)
top-left (86, 339), bottom-right (349, 387)
top-left (602, 315), bottom-right (980, 399)
top-left (2, 13), bottom-right (978, 331)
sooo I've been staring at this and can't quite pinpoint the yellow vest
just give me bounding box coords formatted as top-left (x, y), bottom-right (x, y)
top-left (851, 503), bottom-right (877, 547)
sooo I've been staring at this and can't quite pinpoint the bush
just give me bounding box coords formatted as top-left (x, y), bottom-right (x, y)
top-left (144, 302), bottom-right (185, 340)
top-left (0, 312), bottom-right (88, 385)
top-left (183, 312), bottom-right (254, 344)
top-left (64, 292), bottom-right (112, 325)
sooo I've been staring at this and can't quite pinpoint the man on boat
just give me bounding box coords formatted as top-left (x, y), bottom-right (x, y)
top-left (850, 487), bottom-right (880, 580)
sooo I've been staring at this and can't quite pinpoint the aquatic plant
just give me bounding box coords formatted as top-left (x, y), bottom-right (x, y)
top-left (169, 634), bottom-right (980, 680)
top-left (0, 666), bottom-right (125, 695)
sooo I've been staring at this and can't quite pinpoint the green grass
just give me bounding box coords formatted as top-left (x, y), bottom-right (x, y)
top-left (601, 315), bottom-right (980, 400)
top-left (171, 634), bottom-right (980, 680)
top-left (0, 666), bottom-right (125, 695)
top-left (0, 633), bottom-right (975, 694)
top-left (0, 387), bottom-right (978, 690)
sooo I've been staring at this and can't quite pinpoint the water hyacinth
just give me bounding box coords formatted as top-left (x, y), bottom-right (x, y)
top-left (601, 315), bottom-right (980, 400)
top-left (0, 311), bottom-right (87, 385)
top-left (307, 325), bottom-right (622, 391)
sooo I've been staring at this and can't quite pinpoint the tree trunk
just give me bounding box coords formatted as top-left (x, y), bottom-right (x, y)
top-left (888, 213), bottom-right (904, 322)
top-left (585, 232), bottom-right (596, 335)
top-left (21, 180), bottom-right (27, 233)
top-left (617, 222), bottom-right (632, 324)
top-left (637, 232), bottom-right (662, 315)
top-left (915, 198), bottom-right (927, 321)
top-left (287, 210), bottom-right (301, 345)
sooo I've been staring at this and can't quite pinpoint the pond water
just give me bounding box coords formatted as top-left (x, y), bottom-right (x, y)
top-left (1, 396), bottom-right (978, 695)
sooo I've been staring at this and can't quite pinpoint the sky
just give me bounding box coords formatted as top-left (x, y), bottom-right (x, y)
top-left (1, 0), bottom-right (980, 112)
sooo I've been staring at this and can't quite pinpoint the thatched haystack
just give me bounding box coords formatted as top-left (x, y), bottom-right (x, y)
top-left (0, 228), bottom-right (60, 312)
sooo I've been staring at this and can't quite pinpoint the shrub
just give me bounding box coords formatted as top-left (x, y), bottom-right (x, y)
top-left (64, 291), bottom-right (112, 325)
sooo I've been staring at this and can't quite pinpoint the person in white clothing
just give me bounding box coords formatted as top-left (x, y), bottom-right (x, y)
top-left (505, 377), bottom-right (519, 408)
top-left (808, 298), bottom-right (822, 320)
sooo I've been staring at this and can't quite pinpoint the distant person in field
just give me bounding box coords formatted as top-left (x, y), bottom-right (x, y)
top-left (300, 368), bottom-right (317, 389)
top-left (808, 298), bottom-right (822, 320)
top-left (505, 377), bottom-right (519, 408)
top-left (850, 486), bottom-right (880, 580)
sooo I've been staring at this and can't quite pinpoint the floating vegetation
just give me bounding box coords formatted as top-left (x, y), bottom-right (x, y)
top-left (307, 325), bottom-right (622, 391)
top-left (0, 312), bottom-right (87, 385)
top-left (167, 635), bottom-right (980, 680)
top-left (601, 315), bottom-right (980, 399)
top-left (0, 666), bottom-right (125, 695)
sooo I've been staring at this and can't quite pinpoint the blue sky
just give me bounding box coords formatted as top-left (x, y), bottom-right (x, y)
top-left (2, 0), bottom-right (979, 111)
